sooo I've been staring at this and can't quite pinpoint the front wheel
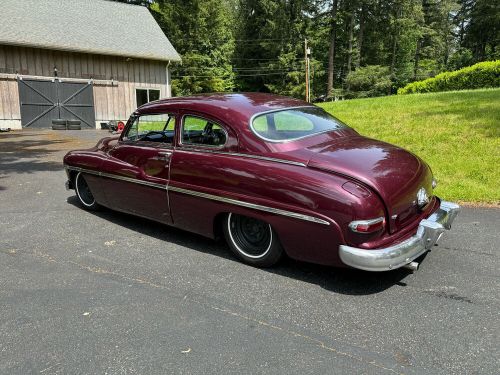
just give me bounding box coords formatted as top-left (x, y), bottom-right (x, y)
top-left (223, 213), bottom-right (283, 267)
top-left (75, 172), bottom-right (100, 211)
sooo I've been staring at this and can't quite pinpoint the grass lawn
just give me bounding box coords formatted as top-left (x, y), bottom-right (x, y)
top-left (318, 88), bottom-right (500, 205)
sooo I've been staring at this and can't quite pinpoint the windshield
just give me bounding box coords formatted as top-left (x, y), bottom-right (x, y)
top-left (251, 107), bottom-right (347, 142)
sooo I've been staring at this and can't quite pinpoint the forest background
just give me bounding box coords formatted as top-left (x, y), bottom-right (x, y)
top-left (113, 0), bottom-right (498, 100)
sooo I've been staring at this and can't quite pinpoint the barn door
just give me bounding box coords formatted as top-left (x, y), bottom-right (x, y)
top-left (18, 78), bottom-right (95, 128)
top-left (57, 80), bottom-right (95, 128)
top-left (18, 78), bottom-right (58, 128)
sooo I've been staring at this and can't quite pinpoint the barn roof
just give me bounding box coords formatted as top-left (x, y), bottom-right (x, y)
top-left (0, 0), bottom-right (181, 62)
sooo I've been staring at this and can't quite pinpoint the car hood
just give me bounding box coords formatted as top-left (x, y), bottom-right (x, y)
top-left (305, 135), bottom-right (434, 232)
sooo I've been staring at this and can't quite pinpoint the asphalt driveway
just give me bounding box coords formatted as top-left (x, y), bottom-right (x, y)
top-left (0, 130), bottom-right (499, 374)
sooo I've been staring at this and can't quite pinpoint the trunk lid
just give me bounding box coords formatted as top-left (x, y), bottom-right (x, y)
top-left (306, 135), bottom-right (434, 233)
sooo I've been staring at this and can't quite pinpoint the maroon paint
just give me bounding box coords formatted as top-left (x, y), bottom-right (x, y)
top-left (63, 93), bottom-right (440, 267)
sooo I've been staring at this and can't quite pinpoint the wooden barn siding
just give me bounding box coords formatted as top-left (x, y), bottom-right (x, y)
top-left (0, 45), bottom-right (168, 122)
top-left (0, 78), bottom-right (20, 120)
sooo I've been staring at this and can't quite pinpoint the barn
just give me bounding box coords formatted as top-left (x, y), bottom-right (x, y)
top-left (0, 0), bottom-right (180, 130)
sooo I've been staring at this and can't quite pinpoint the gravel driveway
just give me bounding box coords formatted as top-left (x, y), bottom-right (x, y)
top-left (1, 130), bottom-right (499, 374)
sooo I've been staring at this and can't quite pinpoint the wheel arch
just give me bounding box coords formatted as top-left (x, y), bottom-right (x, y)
top-left (206, 205), bottom-right (345, 266)
top-left (68, 169), bottom-right (78, 186)
top-left (213, 211), bottom-right (228, 241)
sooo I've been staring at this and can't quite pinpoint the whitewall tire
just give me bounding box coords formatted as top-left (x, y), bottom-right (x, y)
top-left (223, 213), bottom-right (283, 267)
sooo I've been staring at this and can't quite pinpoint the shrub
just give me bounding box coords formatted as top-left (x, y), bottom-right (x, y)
top-left (397, 60), bottom-right (500, 95)
top-left (345, 65), bottom-right (392, 98)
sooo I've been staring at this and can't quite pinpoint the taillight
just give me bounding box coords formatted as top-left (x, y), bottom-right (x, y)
top-left (349, 217), bottom-right (385, 233)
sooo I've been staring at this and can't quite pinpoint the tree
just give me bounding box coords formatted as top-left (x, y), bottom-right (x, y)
top-left (326, 0), bottom-right (339, 97)
top-left (413, 0), bottom-right (457, 80)
top-left (233, 0), bottom-right (308, 97)
top-left (109, 0), bottom-right (499, 99)
top-left (152, 0), bottom-right (236, 95)
top-left (345, 65), bottom-right (392, 98)
top-left (463, 0), bottom-right (500, 62)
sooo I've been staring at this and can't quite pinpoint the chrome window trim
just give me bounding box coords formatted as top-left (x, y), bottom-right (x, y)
top-left (249, 106), bottom-right (345, 143)
top-left (174, 148), bottom-right (307, 167)
top-left (65, 165), bottom-right (329, 225)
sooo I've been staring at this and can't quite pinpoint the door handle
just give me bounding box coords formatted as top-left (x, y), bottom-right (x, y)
top-left (152, 151), bottom-right (172, 162)
top-left (158, 151), bottom-right (173, 157)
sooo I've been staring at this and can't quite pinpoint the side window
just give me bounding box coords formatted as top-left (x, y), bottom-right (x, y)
top-left (123, 114), bottom-right (175, 144)
top-left (182, 116), bottom-right (227, 147)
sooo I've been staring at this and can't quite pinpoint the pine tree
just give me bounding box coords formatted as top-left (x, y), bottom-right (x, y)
top-left (152, 0), bottom-right (236, 95)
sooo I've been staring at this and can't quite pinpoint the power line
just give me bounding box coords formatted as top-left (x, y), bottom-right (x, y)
top-left (172, 71), bottom-right (302, 79)
top-left (231, 57), bottom-right (304, 61)
top-left (181, 56), bottom-right (303, 62)
top-left (232, 66), bottom-right (304, 71)
top-left (178, 37), bottom-right (300, 42)
top-left (181, 56), bottom-right (303, 61)
top-left (234, 38), bottom-right (300, 42)
top-left (173, 66), bottom-right (303, 73)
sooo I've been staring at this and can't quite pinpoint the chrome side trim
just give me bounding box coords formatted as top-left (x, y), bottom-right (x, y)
top-left (175, 148), bottom-right (307, 167)
top-left (169, 185), bottom-right (330, 226)
top-left (65, 166), bottom-right (166, 190)
top-left (65, 165), bottom-right (329, 225)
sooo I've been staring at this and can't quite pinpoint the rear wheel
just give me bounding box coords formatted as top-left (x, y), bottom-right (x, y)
top-left (223, 213), bottom-right (283, 267)
top-left (75, 172), bottom-right (100, 211)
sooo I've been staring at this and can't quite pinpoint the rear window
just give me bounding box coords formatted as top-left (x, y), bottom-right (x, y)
top-left (251, 107), bottom-right (346, 142)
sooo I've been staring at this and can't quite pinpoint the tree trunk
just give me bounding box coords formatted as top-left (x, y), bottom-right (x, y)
top-left (389, 5), bottom-right (400, 95)
top-left (459, 18), bottom-right (465, 45)
top-left (356, 3), bottom-right (365, 69)
top-left (413, 39), bottom-right (421, 80)
top-left (347, 11), bottom-right (355, 74)
top-left (389, 34), bottom-right (397, 95)
top-left (327, 0), bottom-right (338, 97)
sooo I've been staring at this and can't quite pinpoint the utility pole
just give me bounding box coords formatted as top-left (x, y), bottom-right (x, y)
top-left (305, 39), bottom-right (311, 102)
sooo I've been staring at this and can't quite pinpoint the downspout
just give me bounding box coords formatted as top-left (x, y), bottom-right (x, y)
top-left (166, 60), bottom-right (171, 98)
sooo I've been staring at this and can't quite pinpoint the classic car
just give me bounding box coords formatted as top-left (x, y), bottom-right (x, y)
top-left (63, 93), bottom-right (460, 271)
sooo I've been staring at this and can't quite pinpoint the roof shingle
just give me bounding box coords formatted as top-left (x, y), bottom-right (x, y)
top-left (0, 0), bottom-right (181, 62)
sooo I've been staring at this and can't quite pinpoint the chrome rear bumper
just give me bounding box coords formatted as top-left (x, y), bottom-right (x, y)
top-left (339, 200), bottom-right (460, 272)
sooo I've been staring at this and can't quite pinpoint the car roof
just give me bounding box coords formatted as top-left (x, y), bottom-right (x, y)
top-left (136, 92), bottom-right (314, 127)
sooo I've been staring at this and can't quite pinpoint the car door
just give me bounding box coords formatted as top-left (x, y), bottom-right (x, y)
top-left (101, 113), bottom-right (175, 224)
top-left (168, 113), bottom-right (239, 235)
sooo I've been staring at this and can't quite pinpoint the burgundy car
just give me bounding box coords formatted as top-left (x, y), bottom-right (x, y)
top-left (64, 93), bottom-right (460, 271)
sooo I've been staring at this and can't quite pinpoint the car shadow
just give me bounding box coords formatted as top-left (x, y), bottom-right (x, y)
top-left (0, 137), bottom-right (67, 175)
top-left (67, 196), bottom-right (413, 296)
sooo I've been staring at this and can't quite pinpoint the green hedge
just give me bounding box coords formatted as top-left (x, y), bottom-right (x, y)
top-left (397, 60), bottom-right (500, 95)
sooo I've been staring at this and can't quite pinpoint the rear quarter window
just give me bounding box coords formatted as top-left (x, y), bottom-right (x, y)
top-left (251, 107), bottom-right (346, 142)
